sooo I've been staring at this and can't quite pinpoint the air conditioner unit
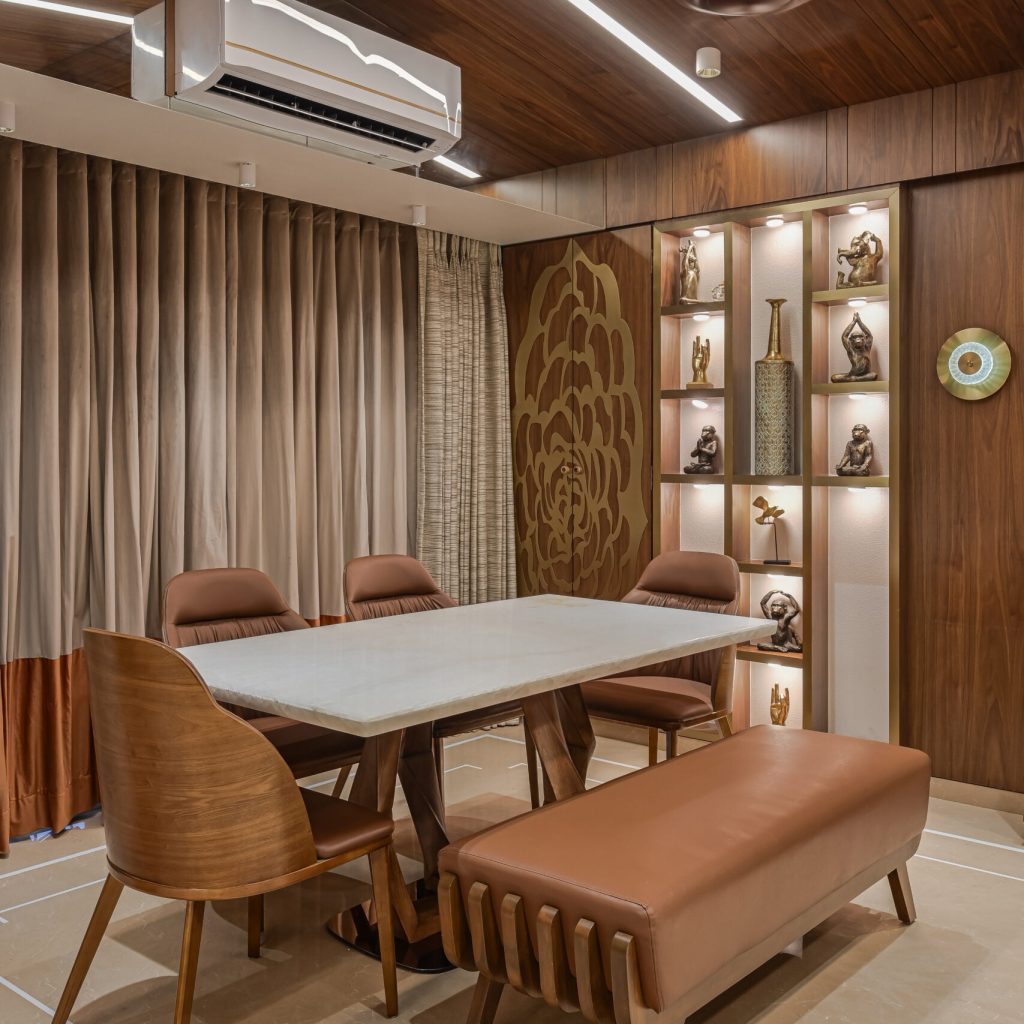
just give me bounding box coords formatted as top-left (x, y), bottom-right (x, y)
top-left (131, 0), bottom-right (462, 169)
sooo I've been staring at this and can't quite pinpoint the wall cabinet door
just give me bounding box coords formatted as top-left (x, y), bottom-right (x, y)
top-left (505, 227), bottom-right (652, 599)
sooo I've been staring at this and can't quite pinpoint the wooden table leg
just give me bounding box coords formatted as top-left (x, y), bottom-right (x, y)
top-left (556, 685), bottom-right (596, 785)
top-left (521, 690), bottom-right (588, 802)
top-left (398, 722), bottom-right (450, 890)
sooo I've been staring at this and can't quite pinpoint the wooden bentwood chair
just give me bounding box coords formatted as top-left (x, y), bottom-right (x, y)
top-left (163, 567), bottom-right (364, 797)
top-left (54, 629), bottom-right (398, 1024)
top-left (343, 555), bottom-right (542, 807)
top-left (581, 550), bottom-right (742, 763)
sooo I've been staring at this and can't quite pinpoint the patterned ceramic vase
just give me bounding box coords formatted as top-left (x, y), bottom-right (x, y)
top-left (754, 298), bottom-right (795, 475)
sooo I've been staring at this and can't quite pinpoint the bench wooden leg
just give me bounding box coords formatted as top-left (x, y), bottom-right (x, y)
top-left (467, 976), bottom-right (504, 1024)
top-left (888, 861), bottom-right (916, 924)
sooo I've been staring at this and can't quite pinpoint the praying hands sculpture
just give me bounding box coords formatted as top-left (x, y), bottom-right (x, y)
top-left (689, 336), bottom-right (711, 388)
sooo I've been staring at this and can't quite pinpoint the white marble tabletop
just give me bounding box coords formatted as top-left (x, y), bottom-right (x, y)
top-left (179, 594), bottom-right (773, 738)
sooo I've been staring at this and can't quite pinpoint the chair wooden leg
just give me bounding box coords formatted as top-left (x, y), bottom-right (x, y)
top-left (665, 729), bottom-right (679, 759)
top-left (369, 846), bottom-right (399, 1018)
top-left (52, 874), bottom-right (124, 1024)
top-left (647, 728), bottom-right (659, 766)
top-left (247, 894), bottom-right (263, 958)
top-left (174, 901), bottom-right (206, 1024)
top-left (718, 714), bottom-right (734, 739)
top-left (888, 861), bottom-right (917, 924)
top-left (330, 764), bottom-right (353, 798)
top-left (524, 726), bottom-right (541, 809)
top-left (467, 975), bottom-right (505, 1024)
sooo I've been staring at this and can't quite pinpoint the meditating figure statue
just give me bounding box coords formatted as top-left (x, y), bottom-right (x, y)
top-left (679, 238), bottom-right (700, 303)
top-left (689, 335), bottom-right (711, 388)
top-left (757, 591), bottom-right (803, 653)
top-left (836, 423), bottom-right (874, 476)
top-left (683, 424), bottom-right (719, 474)
top-left (831, 312), bottom-right (878, 383)
top-left (836, 230), bottom-right (884, 289)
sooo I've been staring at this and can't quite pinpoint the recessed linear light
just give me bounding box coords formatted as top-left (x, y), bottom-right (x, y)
top-left (765, 215), bottom-right (785, 228)
top-left (848, 203), bottom-right (869, 216)
top-left (432, 154), bottom-right (481, 179)
top-left (0, 0), bottom-right (132, 23)
top-left (693, 227), bottom-right (712, 238)
top-left (563, 0), bottom-right (741, 124)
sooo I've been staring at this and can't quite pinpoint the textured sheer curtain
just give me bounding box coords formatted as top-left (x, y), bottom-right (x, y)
top-left (0, 140), bottom-right (415, 853)
top-left (416, 230), bottom-right (516, 605)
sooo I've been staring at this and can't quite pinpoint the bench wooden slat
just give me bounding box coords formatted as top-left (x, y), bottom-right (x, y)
top-left (501, 894), bottom-right (540, 996)
top-left (576, 918), bottom-right (614, 1023)
top-left (468, 882), bottom-right (507, 982)
top-left (538, 905), bottom-right (580, 1012)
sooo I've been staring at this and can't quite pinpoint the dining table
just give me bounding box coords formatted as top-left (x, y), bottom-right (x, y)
top-left (180, 593), bottom-right (774, 970)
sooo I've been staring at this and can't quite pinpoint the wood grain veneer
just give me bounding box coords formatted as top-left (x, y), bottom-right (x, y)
top-left (847, 90), bottom-right (934, 188)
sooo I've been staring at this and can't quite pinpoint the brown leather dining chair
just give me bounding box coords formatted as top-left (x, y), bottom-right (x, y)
top-left (163, 567), bottom-right (363, 796)
top-left (581, 550), bottom-right (742, 764)
top-left (344, 554), bottom-right (541, 808)
top-left (54, 629), bottom-right (398, 1024)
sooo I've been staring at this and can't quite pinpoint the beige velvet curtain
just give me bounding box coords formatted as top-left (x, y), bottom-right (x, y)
top-left (0, 139), bottom-right (414, 852)
top-left (416, 230), bottom-right (516, 605)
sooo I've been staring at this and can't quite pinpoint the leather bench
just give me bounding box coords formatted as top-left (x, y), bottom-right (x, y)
top-left (438, 725), bottom-right (930, 1024)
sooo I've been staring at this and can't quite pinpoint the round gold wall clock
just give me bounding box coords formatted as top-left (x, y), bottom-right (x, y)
top-left (936, 328), bottom-right (1012, 400)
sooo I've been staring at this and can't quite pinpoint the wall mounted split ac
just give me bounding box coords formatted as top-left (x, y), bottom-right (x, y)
top-left (132, 0), bottom-right (462, 169)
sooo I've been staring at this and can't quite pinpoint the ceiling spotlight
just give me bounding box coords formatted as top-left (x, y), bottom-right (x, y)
top-left (692, 399), bottom-right (709, 409)
top-left (683, 0), bottom-right (812, 14)
top-left (848, 203), bottom-right (869, 216)
top-left (693, 227), bottom-right (712, 238)
top-left (238, 162), bottom-right (256, 189)
top-left (0, 100), bottom-right (13, 135)
top-left (848, 298), bottom-right (867, 308)
top-left (766, 215), bottom-right (785, 228)
top-left (848, 393), bottom-right (866, 401)
top-left (696, 47), bottom-right (721, 79)
top-left (694, 313), bottom-right (710, 322)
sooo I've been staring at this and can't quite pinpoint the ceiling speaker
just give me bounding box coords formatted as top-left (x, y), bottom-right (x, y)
top-left (682, 0), bottom-right (812, 13)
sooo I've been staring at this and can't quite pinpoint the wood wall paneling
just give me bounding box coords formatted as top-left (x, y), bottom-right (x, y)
top-left (955, 69), bottom-right (1024, 173)
top-left (825, 107), bottom-right (849, 193)
top-left (655, 144), bottom-right (674, 221)
top-left (847, 90), bottom-right (934, 188)
top-left (555, 159), bottom-right (607, 227)
top-left (932, 84), bottom-right (957, 177)
top-left (605, 148), bottom-right (658, 229)
top-left (902, 164), bottom-right (1024, 792)
top-left (672, 113), bottom-right (827, 217)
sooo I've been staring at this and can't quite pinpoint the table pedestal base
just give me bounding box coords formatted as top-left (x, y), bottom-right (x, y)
top-left (327, 904), bottom-right (453, 974)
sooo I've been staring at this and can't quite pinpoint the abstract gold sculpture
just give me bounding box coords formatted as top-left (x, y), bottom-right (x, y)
top-left (753, 495), bottom-right (789, 565)
top-left (836, 231), bottom-right (884, 289)
top-left (688, 335), bottom-right (711, 388)
top-left (679, 238), bottom-right (700, 303)
top-left (770, 683), bottom-right (791, 725)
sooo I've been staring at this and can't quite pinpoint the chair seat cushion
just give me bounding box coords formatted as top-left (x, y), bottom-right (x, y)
top-left (435, 700), bottom-right (523, 738)
top-left (249, 717), bottom-right (363, 780)
top-left (582, 675), bottom-right (714, 729)
top-left (300, 788), bottom-right (394, 860)
top-left (439, 726), bottom-right (930, 1014)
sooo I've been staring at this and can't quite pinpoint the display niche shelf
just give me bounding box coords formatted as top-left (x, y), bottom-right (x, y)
top-left (652, 187), bottom-right (900, 742)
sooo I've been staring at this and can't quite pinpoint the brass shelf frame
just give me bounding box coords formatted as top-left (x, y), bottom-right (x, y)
top-left (652, 185), bottom-right (901, 741)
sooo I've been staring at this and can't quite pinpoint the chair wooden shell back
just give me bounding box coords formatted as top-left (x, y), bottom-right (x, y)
top-left (344, 554), bottom-right (456, 621)
top-left (620, 551), bottom-right (741, 712)
top-left (83, 628), bottom-right (318, 895)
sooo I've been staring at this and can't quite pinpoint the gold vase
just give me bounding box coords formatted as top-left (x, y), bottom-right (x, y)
top-left (754, 298), bottom-right (794, 475)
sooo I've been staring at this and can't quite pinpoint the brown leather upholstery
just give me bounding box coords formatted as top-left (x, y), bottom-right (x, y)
top-left (345, 554), bottom-right (456, 621)
top-left (582, 551), bottom-right (741, 741)
top-left (439, 726), bottom-right (931, 1014)
top-left (162, 567), bottom-right (363, 781)
top-left (299, 788), bottom-right (394, 859)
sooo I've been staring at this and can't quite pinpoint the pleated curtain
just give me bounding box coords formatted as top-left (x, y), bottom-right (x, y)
top-left (416, 230), bottom-right (516, 605)
top-left (0, 139), bottom-right (415, 853)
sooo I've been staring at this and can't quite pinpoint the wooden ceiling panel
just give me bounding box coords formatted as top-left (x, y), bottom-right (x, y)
top-left (0, 0), bottom-right (1021, 185)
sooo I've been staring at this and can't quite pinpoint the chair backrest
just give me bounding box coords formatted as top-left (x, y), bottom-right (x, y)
top-left (344, 554), bottom-right (456, 621)
top-left (163, 567), bottom-right (309, 648)
top-left (622, 551), bottom-right (741, 710)
top-left (83, 628), bottom-right (318, 892)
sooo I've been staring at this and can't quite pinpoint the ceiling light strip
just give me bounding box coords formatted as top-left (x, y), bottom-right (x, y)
top-left (0, 0), bottom-right (133, 23)
top-left (563, 0), bottom-right (741, 124)
top-left (433, 154), bottom-right (480, 179)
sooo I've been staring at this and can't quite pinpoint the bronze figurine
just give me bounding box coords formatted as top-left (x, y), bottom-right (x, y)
top-left (679, 238), bottom-right (700, 303)
top-left (753, 495), bottom-right (789, 565)
top-left (836, 423), bottom-right (874, 476)
top-left (770, 683), bottom-right (791, 726)
top-left (757, 590), bottom-right (803, 653)
top-left (836, 230), bottom-right (884, 289)
top-left (683, 424), bottom-right (719, 474)
top-left (831, 312), bottom-right (878, 383)
top-left (688, 335), bottom-right (712, 388)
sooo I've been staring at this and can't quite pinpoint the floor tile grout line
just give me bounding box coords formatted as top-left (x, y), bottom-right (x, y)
top-left (0, 844), bottom-right (106, 881)
top-left (0, 877), bottom-right (106, 917)
top-left (0, 974), bottom-right (66, 1020)
top-left (924, 827), bottom-right (1024, 856)
top-left (915, 854), bottom-right (1024, 883)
